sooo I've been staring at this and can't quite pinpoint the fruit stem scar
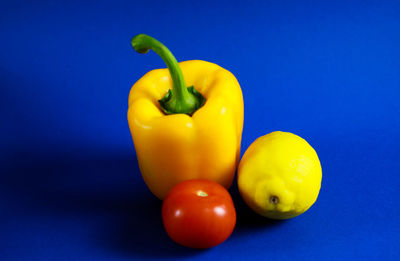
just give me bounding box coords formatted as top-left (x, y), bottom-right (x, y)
top-left (269, 195), bottom-right (279, 204)
top-left (197, 190), bottom-right (208, 197)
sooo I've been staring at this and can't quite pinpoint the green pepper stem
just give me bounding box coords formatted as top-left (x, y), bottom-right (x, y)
top-left (131, 34), bottom-right (205, 115)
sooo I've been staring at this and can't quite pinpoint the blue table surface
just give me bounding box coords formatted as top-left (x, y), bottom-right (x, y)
top-left (1, 0), bottom-right (399, 260)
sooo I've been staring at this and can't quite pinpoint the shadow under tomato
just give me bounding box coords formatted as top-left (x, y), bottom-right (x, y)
top-left (104, 195), bottom-right (205, 258)
top-left (1, 147), bottom-right (203, 258)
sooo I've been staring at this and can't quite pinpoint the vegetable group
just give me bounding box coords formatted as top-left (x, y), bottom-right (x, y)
top-left (162, 179), bottom-right (236, 249)
top-left (128, 34), bottom-right (322, 249)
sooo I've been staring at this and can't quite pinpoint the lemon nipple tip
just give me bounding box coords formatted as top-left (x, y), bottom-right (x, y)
top-left (269, 195), bottom-right (279, 205)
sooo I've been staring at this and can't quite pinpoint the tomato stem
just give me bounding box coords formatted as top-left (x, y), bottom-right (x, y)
top-left (197, 191), bottom-right (208, 197)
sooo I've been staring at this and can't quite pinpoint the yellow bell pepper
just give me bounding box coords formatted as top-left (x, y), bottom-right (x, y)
top-left (127, 34), bottom-right (244, 199)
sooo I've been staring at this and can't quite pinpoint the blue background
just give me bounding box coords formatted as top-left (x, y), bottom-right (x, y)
top-left (1, 0), bottom-right (399, 260)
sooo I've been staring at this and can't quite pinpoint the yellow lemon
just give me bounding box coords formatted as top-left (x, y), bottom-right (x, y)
top-left (238, 131), bottom-right (322, 219)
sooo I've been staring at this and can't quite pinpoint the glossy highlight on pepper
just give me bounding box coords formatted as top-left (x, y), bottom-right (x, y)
top-left (128, 34), bottom-right (244, 199)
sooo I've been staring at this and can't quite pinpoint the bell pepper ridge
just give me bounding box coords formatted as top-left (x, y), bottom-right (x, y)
top-left (131, 34), bottom-right (205, 115)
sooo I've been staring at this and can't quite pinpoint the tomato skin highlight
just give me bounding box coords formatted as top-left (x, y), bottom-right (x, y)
top-left (162, 179), bottom-right (236, 249)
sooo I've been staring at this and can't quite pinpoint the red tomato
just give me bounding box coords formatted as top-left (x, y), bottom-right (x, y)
top-left (162, 179), bottom-right (236, 249)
